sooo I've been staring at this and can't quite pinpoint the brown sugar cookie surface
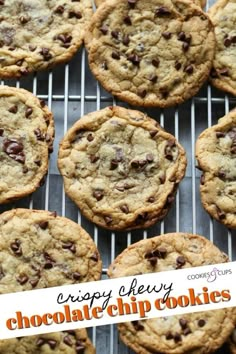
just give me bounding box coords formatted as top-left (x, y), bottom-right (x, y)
top-left (58, 106), bottom-right (187, 231)
top-left (86, 0), bottom-right (215, 107)
top-left (0, 0), bottom-right (93, 78)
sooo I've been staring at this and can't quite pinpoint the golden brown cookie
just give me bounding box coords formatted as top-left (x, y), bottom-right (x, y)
top-left (0, 0), bottom-right (93, 78)
top-left (86, 0), bottom-right (215, 108)
top-left (196, 110), bottom-right (236, 229)
top-left (208, 0), bottom-right (236, 96)
top-left (58, 106), bottom-right (187, 231)
top-left (108, 233), bottom-right (235, 354)
top-left (0, 86), bottom-right (54, 204)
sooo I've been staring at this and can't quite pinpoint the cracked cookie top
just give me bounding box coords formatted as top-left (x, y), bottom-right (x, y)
top-left (209, 0), bottom-right (236, 96)
top-left (85, 0), bottom-right (215, 108)
top-left (0, 86), bottom-right (54, 204)
top-left (196, 110), bottom-right (236, 229)
top-left (58, 106), bottom-right (187, 231)
top-left (108, 233), bottom-right (234, 354)
top-left (0, 0), bottom-right (93, 78)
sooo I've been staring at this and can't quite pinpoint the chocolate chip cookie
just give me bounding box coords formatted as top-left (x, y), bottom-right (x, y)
top-left (108, 232), bottom-right (235, 354)
top-left (0, 329), bottom-right (95, 354)
top-left (208, 0), bottom-right (236, 96)
top-left (0, 86), bottom-right (54, 204)
top-left (0, 208), bottom-right (102, 293)
top-left (0, 0), bottom-right (93, 78)
top-left (58, 106), bottom-right (187, 231)
top-left (85, 0), bottom-right (215, 108)
top-left (196, 110), bottom-right (236, 229)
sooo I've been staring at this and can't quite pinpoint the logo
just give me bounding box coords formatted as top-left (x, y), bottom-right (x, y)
top-left (187, 268), bottom-right (232, 282)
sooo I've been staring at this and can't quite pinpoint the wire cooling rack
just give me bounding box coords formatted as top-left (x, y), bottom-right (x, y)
top-left (0, 0), bottom-right (235, 352)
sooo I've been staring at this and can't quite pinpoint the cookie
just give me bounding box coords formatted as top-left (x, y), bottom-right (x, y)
top-left (208, 0), bottom-right (236, 96)
top-left (0, 208), bottom-right (102, 293)
top-left (0, 0), bottom-right (93, 78)
top-left (196, 110), bottom-right (236, 229)
top-left (0, 86), bottom-right (54, 204)
top-left (85, 0), bottom-right (215, 108)
top-left (229, 328), bottom-right (236, 354)
top-left (58, 106), bottom-right (187, 231)
top-left (0, 329), bottom-right (95, 354)
top-left (108, 233), bottom-right (235, 354)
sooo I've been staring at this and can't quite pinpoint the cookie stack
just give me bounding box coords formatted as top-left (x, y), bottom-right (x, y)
top-left (0, 0), bottom-right (235, 353)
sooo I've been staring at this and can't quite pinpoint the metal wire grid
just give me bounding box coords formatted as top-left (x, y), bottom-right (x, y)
top-left (0, 0), bottom-right (235, 352)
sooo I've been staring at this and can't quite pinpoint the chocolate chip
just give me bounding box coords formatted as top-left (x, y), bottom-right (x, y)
top-left (132, 320), bottom-right (144, 330)
top-left (218, 68), bottom-right (228, 76)
top-left (184, 65), bottom-right (193, 74)
top-left (56, 34), bottom-right (72, 45)
top-left (44, 262), bottom-right (53, 269)
top-left (174, 333), bottom-right (182, 342)
top-left (210, 68), bottom-right (218, 78)
top-left (112, 51), bottom-right (120, 60)
top-left (218, 170), bottom-right (226, 179)
top-left (217, 207), bottom-right (226, 220)
top-left (110, 159), bottom-right (119, 170)
top-left (90, 252), bottom-right (99, 262)
top-left (0, 0), bottom-right (4, 4)
top-left (148, 74), bottom-right (157, 83)
top-left (111, 30), bottom-right (119, 39)
top-left (178, 32), bottom-right (186, 41)
top-left (3, 138), bottom-right (25, 164)
top-left (198, 319), bottom-right (206, 327)
top-left (150, 129), bottom-right (158, 138)
top-left (40, 99), bottom-right (46, 108)
top-left (124, 16), bottom-right (132, 25)
top-left (76, 343), bottom-right (85, 353)
top-left (155, 7), bottom-right (171, 16)
top-left (0, 266), bottom-right (5, 280)
top-left (147, 196), bottom-right (155, 203)
top-left (19, 15), bottom-right (30, 24)
top-left (69, 11), bottom-right (82, 19)
top-left (93, 190), bottom-right (103, 201)
top-left (104, 216), bottom-right (112, 224)
top-left (40, 48), bottom-right (52, 61)
top-left (175, 61), bottom-right (181, 70)
top-left (182, 42), bottom-right (189, 51)
top-left (120, 204), bottom-right (129, 214)
top-left (86, 133), bottom-right (94, 142)
top-left (128, 0), bottom-right (136, 8)
top-left (136, 212), bottom-right (148, 224)
top-left (146, 153), bottom-right (154, 162)
top-left (22, 166), bottom-right (28, 173)
top-left (8, 105), bottom-right (18, 113)
top-left (200, 174), bottom-right (205, 185)
top-left (29, 45), bottom-right (37, 52)
top-left (55, 5), bottom-right (64, 14)
top-left (48, 340), bottom-right (57, 349)
top-left (38, 221), bottom-right (48, 230)
top-left (16, 60), bottom-right (24, 66)
top-left (152, 58), bottom-right (160, 67)
top-left (160, 88), bottom-right (169, 98)
top-left (90, 155), bottom-right (99, 163)
top-left (17, 274), bottom-right (28, 285)
top-left (224, 37), bottom-right (231, 47)
top-left (34, 128), bottom-right (44, 141)
top-left (216, 131), bottom-right (225, 138)
top-left (101, 61), bottom-right (108, 70)
top-left (20, 68), bottom-right (29, 76)
top-left (231, 145), bottom-right (236, 154)
top-left (138, 89), bottom-right (147, 98)
top-left (179, 318), bottom-right (188, 329)
top-left (36, 338), bottom-right (45, 347)
top-left (232, 35), bottom-right (236, 43)
top-left (183, 327), bottom-right (192, 336)
top-left (29, 278), bottom-right (39, 288)
top-left (145, 253), bottom-right (158, 266)
top-left (162, 32), bottom-right (171, 39)
top-left (73, 272), bottom-right (81, 280)
top-left (100, 25), bottom-right (108, 35)
top-left (127, 54), bottom-right (140, 65)
top-left (63, 335), bottom-right (73, 346)
top-left (176, 256), bottom-right (186, 268)
top-left (165, 331), bottom-right (173, 340)
top-left (123, 34), bottom-right (130, 46)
